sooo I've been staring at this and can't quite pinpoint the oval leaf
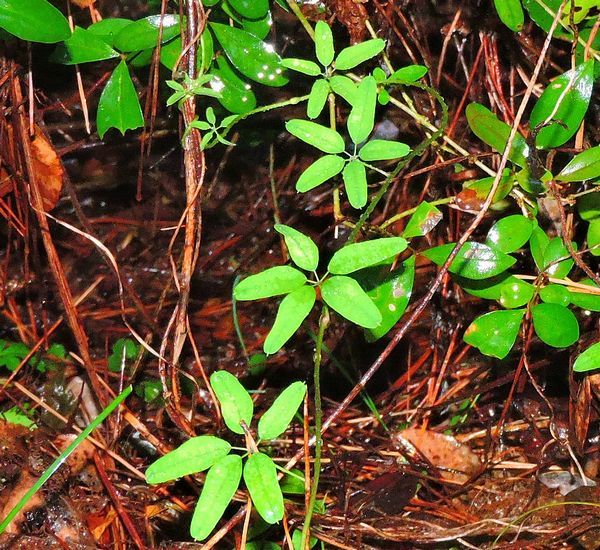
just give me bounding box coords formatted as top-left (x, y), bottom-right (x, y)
top-left (97, 60), bottom-right (144, 139)
top-left (234, 266), bottom-right (307, 300)
top-left (573, 342), bottom-right (600, 373)
top-left (296, 154), bottom-right (345, 192)
top-left (402, 201), bottom-right (443, 238)
top-left (329, 75), bottom-right (358, 105)
top-left (335, 38), bottom-right (386, 71)
top-left (315, 20), bottom-right (335, 66)
top-left (532, 303), bottom-right (579, 348)
top-left (329, 237), bottom-right (408, 274)
top-left (486, 215), bottom-right (534, 253)
top-left (114, 14), bottom-right (180, 52)
top-left (321, 276), bottom-right (382, 328)
top-left (499, 279), bottom-right (535, 309)
top-left (359, 139), bottom-right (410, 161)
top-left (244, 453), bottom-right (284, 524)
top-left (342, 159), bottom-right (368, 209)
top-left (464, 309), bottom-right (525, 359)
top-left (191, 454), bottom-right (242, 541)
top-left (258, 381), bottom-right (307, 440)
top-left (0, 0), bottom-right (70, 43)
top-left (274, 225), bottom-right (319, 272)
top-left (422, 242), bottom-right (516, 279)
top-left (494, 0), bottom-right (525, 31)
top-left (570, 279), bottom-right (600, 311)
top-left (530, 61), bottom-right (594, 149)
top-left (543, 237), bottom-right (575, 278)
top-left (210, 370), bottom-right (253, 435)
top-left (228, 0), bottom-right (269, 19)
top-left (210, 23), bottom-right (287, 87)
top-left (281, 58), bottom-right (321, 76)
top-left (87, 18), bottom-right (133, 48)
top-left (456, 272), bottom-right (517, 300)
top-left (286, 119), bottom-right (345, 154)
top-left (307, 78), bottom-right (330, 119)
top-left (539, 284), bottom-right (571, 306)
top-left (264, 286), bottom-right (316, 355)
top-left (145, 436), bottom-right (231, 484)
top-left (588, 220), bottom-right (600, 257)
top-left (347, 76), bottom-right (377, 144)
top-left (557, 145), bottom-right (600, 182)
top-left (387, 65), bottom-right (428, 83)
top-left (51, 26), bottom-right (119, 64)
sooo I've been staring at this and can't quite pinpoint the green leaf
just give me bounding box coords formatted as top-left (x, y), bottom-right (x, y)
top-left (242, 11), bottom-right (273, 40)
top-left (321, 276), bottom-right (382, 328)
top-left (234, 266), bottom-right (307, 300)
top-left (161, 30), bottom-right (214, 72)
top-left (539, 284), bottom-right (571, 306)
top-left (145, 436), bottom-right (231, 484)
top-left (315, 20), bottom-right (334, 66)
top-left (274, 224), bottom-right (319, 271)
top-left (422, 242), bottom-right (516, 279)
top-left (210, 23), bottom-right (287, 87)
top-left (542, 238), bottom-right (575, 278)
top-left (281, 58), bottom-right (321, 76)
top-left (335, 38), bottom-right (386, 71)
top-left (286, 119), bottom-right (345, 154)
top-left (328, 237), bottom-right (408, 274)
top-left (52, 26), bottom-right (119, 65)
top-left (347, 76), bottom-right (377, 144)
top-left (556, 146), bottom-right (600, 182)
top-left (573, 342), bottom-right (600, 373)
top-left (529, 225), bottom-right (550, 271)
top-left (264, 286), bottom-right (316, 354)
top-left (494, 0), bottom-right (525, 31)
top-left (588, 220), bottom-right (600, 257)
top-left (342, 159), bottom-right (368, 209)
top-left (258, 381), bottom-right (307, 439)
top-left (211, 56), bottom-right (257, 114)
top-left (0, 406), bottom-right (36, 430)
top-left (210, 370), bottom-right (253, 435)
top-left (361, 255), bottom-right (415, 341)
top-left (402, 201), bottom-right (443, 238)
top-left (307, 78), bottom-right (330, 119)
top-left (486, 215), bottom-right (533, 253)
top-left (522, 0), bottom-right (573, 39)
top-left (358, 139), bottom-right (410, 162)
top-left (577, 192), bottom-right (600, 222)
top-left (386, 65), bottom-right (428, 83)
top-left (280, 469), bottom-right (305, 495)
top-left (113, 14), bottom-right (180, 52)
top-left (296, 155), bottom-right (345, 192)
top-left (454, 272), bottom-right (517, 300)
top-left (97, 60), bottom-right (144, 139)
top-left (464, 309), bottom-right (525, 359)
top-left (228, 0), bottom-right (269, 19)
top-left (108, 337), bottom-right (139, 372)
top-left (292, 529), bottom-right (318, 550)
top-left (465, 103), bottom-right (529, 168)
top-left (532, 303), bottom-right (579, 348)
top-left (499, 279), bottom-right (535, 308)
top-left (459, 170), bottom-right (514, 206)
top-left (87, 18), bottom-right (132, 48)
top-left (530, 61), bottom-right (594, 149)
top-left (191, 454), bottom-right (242, 541)
top-left (329, 75), bottom-right (358, 105)
top-left (0, 0), bottom-right (70, 43)
top-left (570, 280), bottom-right (600, 311)
top-left (244, 453), bottom-right (284, 524)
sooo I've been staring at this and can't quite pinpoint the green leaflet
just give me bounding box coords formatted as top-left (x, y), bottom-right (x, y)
top-left (464, 309), bottom-right (525, 359)
top-left (328, 237), bottom-right (408, 274)
top-left (539, 284), bottom-right (571, 306)
top-left (486, 215), bottom-right (534, 254)
top-left (347, 76), bottom-right (377, 144)
top-left (532, 303), bottom-right (579, 348)
top-left (499, 279), bottom-right (535, 309)
top-left (281, 58), bottom-right (321, 76)
top-left (234, 266), bottom-right (307, 300)
top-left (321, 276), bottom-right (382, 328)
top-left (542, 238), bottom-right (575, 278)
top-left (573, 342), bottom-right (600, 373)
top-left (244, 453), bottom-right (284, 524)
top-left (402, 201), bottom-right (443, 238)
top-left (386, 65), bottom-right (428, 83)
top-left (556, 145), bottom-right (600, 182)
top-left (315, 20), bottom-right (335, 66)
top-left (329, 75), bottom-right (358, 105)
top-left (87, 18), bottom-right (132, 48)
top-left (52, 26), bottom-right (119, 64)
top-left (228, 0), bottom-right (269, 19)
top-left (342, 159), bottom-right (368, 209)
top-left (493, 0), bottom-right (525, 31)
top-left (113, 14), bottom-right (180, 52)
top-left (286, 119), bottom-right (345, 154)
top-left (0, 0), bottom-right (70, 43)
top-left (258, 381), bottom-right (307, 439)
top-left (570, 279), bottom-right (600, 311)
top-left (359, 139), bottom-right (410, 162)
top-left (296, 155), bottom-right (345, 192)
top-left (210, 371), bottom-right (253, 435)
top-left (335, 38), bottom-right (386, 71)
top-left (307, 78), bottom-right (330, 119)
top-left (274, 225), bottom-right (319, 271)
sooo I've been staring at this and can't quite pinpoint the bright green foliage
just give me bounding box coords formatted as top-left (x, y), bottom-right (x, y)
top-left (113, 14), bottom-right (180, 52)
top-left (234, 266), bottom-right (307, 300)
top-left (165, 75), bottom-right (221, 107)
top-left (359, 139), bottom-right (410, 162)
top-left (244, 452), bottom-right (284, 523)
top-left (0, 0), bottom-right (70, 43)
top-left (335, 39), bottom-right (386, 71)
top-left (486, 215), bottom-right (533, 254)
top-left (464, 309), bottom-right (525, 359)
top-left (329, 75), bottom-right (358, 104)
top-left (0, 340), bottom-right (30, 371)
top-left (557, 146), bottom-right (600, 182)
top-left (499, 279), bottom-right (535, 309)
top-left (532, 303), bottom-right (579, 347)
top-left (285, 120), bottom-right (345, 154)
top-left (493, 0), bottom-right (524, 31)
top-left (0, 405), bottom-right (37, 430)
top-left (539, 284), bottom-right (571, 306)
top-left (51, 26), bottom-right (119, 64)
top-left (456, 272), bottom-right (517, 300)
top-left (307, 78), bottom-right (330, 119)
top-left (315, 20), bottom-right (335, 66)
top-left (108, 337), bottom-right (140, 373)
top-left (573, 342), bottom-right (600, 373)
top-left (328, 237), bottom-right (408, 274)
top-left (461, 171), bottom-right (514, 204)
top-left (296, 155), bottom-right (346, 192)
top-left (321, 276), bottom-right (382, 328)
top-left (228, 0), bottom-right (269, 19)
top-left (529, 225), bottom-right (550, 272)
top-left (275, 224), bottom-right (319, 271)
top-left (342, 160), bottom-right (368, 208)
top-left (347, 76), bottom-right (377, 144)
top-left (134, 379), bottom-right (163, 403)
top-left (569, 280), bottom-right (600, 311)
top-left (210, 371), bottom-right (254, 434)
top-left (87, 18), bottom-right (132, 47)
top-left (402, 201), bottom-right (443, 238)
top-left (386, 65), bottom-right (428, 83)
top-left (258, 381), bottom-right (307, 440)
top-left (281, 58), bottom-right (321, 76)
top-left (542, 238), bottom-right (575, 278)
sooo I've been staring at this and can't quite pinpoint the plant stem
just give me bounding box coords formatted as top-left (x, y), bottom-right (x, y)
top-left (301, 306), bottom-right (329, 549)
top-left (285, 0), bottom-right (315, 40)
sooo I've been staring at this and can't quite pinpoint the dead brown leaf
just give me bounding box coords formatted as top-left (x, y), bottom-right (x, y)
top-left (30, 125), bottom-right (64, 211)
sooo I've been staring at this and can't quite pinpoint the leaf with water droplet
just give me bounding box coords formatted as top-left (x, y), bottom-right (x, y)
top-left (464, 309), bottom-right (525, 359)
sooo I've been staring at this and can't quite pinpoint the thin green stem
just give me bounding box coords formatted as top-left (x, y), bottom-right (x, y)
top-left (285, 0), bottom-right (315, 40)
top-left (301, 306), bottom-right (329, 549)
top-left (380, 196), bottom-right (455, 230)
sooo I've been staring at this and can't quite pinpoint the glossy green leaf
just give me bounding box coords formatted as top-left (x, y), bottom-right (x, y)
top-left (244, 453), bottom-right (284, 524)
top-left (292, 529), bottom-right (318, 550)
top-left (455, 272), bottom-right (517, 300)
top-left (522, 0), bottom-right (573, 39)
top-left (543, 238), bottom-right (575, 278)
top-left (145, 436), bottom-right (231, 484)
top-left (228, 0), bottom-right (269, 19)
top-left (347, 76), bottom-right (377, 144)
top-left (296, 154), bottom-right (345, 192)
top-left (532, 303), bottom-right (579, 348)
top-left (264, 286), bottom-right (316, 354)
top-left (286, 119), bottom-right (345, 154)
top-left (486, 215), bottom-right (533, 253)
top-left (113, 14), bottom-right (180, 52)
top-left (210, 370), bottom-right (253, 435)
top-left (530, 61), bottom-right (594, 148)
top-left (361, 255), bottom-right (415, 341)
top-left (329, 75), bottom-right (358, 105)
top-left (280, 469), bottom-right (305, 495)
top-left (307, 78), bottom-right (330, 119)
top-left (464, 309), bottom-right (525, 359)
top-left (0, 0), bottom-right (70, 43)
top-left (402, 201), bottom-right (443, 238)
top-left (570, 280), bottom-right (600, 311)
top-left (258, 381), bottom-right (307, 439)
top-left (529, 225), bottom-right (550, 272)
top-left (499, 279), bottom-right (535, 308)
top-left (321, 276), bottom-right (382, 328)
top-left (335, 38), bottom-right (386, 71)
top-left (422, 242), bottom-right (516, 279)
top-left (540, 284), bottom-right (571, 306)
top-left (343, 160), bottom-right (368, 209)
top-left (210, 23), bottom-right (287, 87)
top-left (459, 170), bottom-right (514, 206)
top-left (191, 454), bottom-right (242, 541)
top-left (234, 266), bottom-right (307, 300)
top-left (329, 237), bottom-right (408, 274)
top-left (128, 48), bottom-right (154, 68)
top-left (243, 11), bottom-right (273, 40)
top-left (465, 103), bottom-right (529, 168)
top-left (281, 58), bottom-right (321, 76)
top-left (315, 20), bottom-right (335, 66)
top-left (52, 26), bottom-right (119, 65)
top-left (494, 0), bottom-right (525, 31)
top-left (588, 219), bottom-right (600, 257)
top-left (556, 146), bottom-right (600, 182)
top-left (211, 56), bottom-right (257, 114)
top-left (87, 18), bottom-right (132, 47)
top-left (573, 342), bottom-right (600, 373)
top-left (97, 60), bottom-right (144, 139)
top-left (387, 65), bottom-right (428, 83)
top-left (577, 192), bottom-right (600, 222)
top-left (161, 31), bottom-right (214, 72)
top-left (358, 139), bottom-right (410, 162)
top-left (274, 224), bottom-right (319, 271)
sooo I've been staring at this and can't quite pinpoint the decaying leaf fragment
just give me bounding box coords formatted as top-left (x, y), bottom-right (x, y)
top-left (29, 125), bottom-right (64, 211)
